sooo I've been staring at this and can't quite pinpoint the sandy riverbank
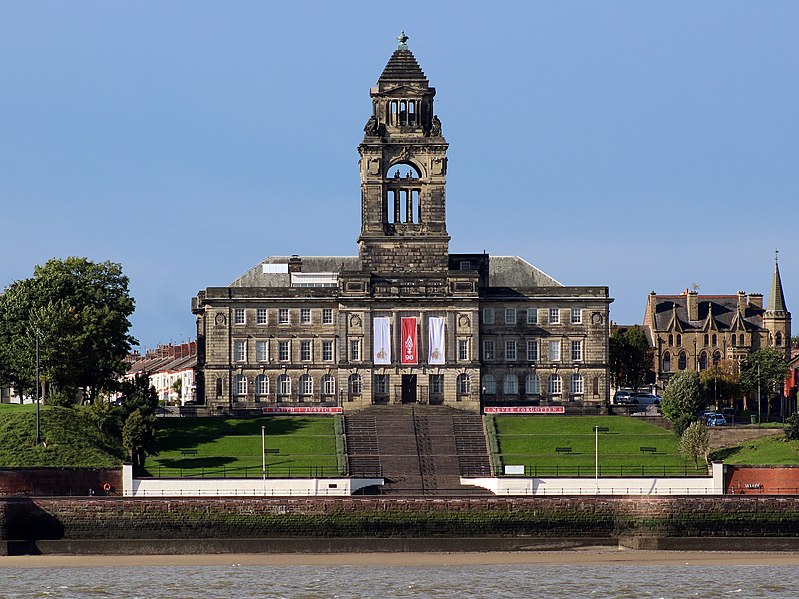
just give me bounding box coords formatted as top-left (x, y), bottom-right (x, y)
top-left (3, 550), bottom-right (799, 568)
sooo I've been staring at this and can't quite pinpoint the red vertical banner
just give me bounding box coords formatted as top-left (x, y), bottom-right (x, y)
top-left (401, 317), bottom-right (418, 364)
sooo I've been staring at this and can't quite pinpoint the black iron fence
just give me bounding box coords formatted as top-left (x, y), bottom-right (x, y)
top-left (143, 465), bottom-right (383, 479)
top-left (497, 464), bottom-right (709, 478)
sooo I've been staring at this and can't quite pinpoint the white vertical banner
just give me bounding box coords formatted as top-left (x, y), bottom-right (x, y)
top-left (428, 316), bottom-right (446, 365)
top-left (373, 316), bottom-right (391, 365)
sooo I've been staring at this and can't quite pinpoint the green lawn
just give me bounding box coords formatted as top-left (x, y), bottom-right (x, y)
top-left (145, 416), bottom-right (338, 478)
top-left (493, 415), bottom-right (705, 476)
top-left (710, 433), bottom-right (799, 465)
top-left (0, 406), bottom-right (124, 467)
top-left (0, 403), bottom-right (37, 411)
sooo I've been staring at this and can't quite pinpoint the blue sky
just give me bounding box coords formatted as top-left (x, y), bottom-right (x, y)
top-left (2, 2), bottom-right (797, 350)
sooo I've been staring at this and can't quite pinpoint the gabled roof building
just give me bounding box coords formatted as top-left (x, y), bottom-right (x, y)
top-left (644, 259), bottom-right (791, 393)
top-left (192, 35), bottom-right (612, 413)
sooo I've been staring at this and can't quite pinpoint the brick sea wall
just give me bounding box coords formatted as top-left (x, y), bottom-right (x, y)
top-left (726, 466), bottom-right (799, 495)
top-left (0, 468), bottom-right (122, 497)
top-left (4, 496), bottom-right (799, 546)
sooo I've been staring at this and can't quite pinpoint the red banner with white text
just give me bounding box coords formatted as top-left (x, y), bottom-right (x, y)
top-left (401, 317), bottom-right (418, 364)
top-left (483, 406), bottom-right (565, 414)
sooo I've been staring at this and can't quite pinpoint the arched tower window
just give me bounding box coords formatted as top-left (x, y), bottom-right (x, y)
top-left (704, 334), bottom-right (709, 346)
top-left (677, 334), bottom-right (682, 346)
top-left (740, 333), bottom-right (745, 346)
top-left (668, 334), bottom-right (674, 347)
top-left (776, 332), bottom-right (783, 347)
top-left (678, 351), bottom-right (687, 370)
top-left (385, 163), bottom-right (422, 225)
top-left (712, 334), bottom-right (717, 346)
top-left (699, 351), bottom-right (708, 370)
top-left (663, 352), bottom-right (671, 373)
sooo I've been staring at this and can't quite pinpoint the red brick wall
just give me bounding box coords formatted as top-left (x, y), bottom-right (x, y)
top-left (726, 466), bottom-right (799, 495)
top-left (0, 468), bottom-right (122, 496)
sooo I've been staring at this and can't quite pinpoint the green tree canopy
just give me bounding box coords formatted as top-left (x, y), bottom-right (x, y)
top-left (740, 347), bottom-right (789, 396)
top-left (661, 370), bottom-right (704, 426)
top-left (0, 257), bottom-right (136, 403)
top-left (699, 360), bottom-right (742, 410)
top-left (609, 325), bottom-right (654, 391)
top-left (678, 420), bottom-right (709, 467)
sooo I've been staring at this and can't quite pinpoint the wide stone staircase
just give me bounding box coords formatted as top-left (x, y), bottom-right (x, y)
top-left (344, 405), bottom-right (492, 495)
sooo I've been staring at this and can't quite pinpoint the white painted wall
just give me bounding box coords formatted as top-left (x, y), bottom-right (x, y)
top-left (462, 462), bottom-right (724, 496)
top-left (122, 465), bottom-right (383, 497)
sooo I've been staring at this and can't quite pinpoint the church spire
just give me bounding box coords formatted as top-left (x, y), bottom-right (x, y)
top-left (767, 251), bottom-right (788, 315)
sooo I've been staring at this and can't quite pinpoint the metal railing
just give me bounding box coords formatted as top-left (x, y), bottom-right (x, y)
top-left (143, 464), bottom-right (382, 479)
top-left (497, 464), bottom-right (709, 478)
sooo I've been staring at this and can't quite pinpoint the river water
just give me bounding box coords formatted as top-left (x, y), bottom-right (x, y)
top-left (2, 563), bottom-right (799, 598)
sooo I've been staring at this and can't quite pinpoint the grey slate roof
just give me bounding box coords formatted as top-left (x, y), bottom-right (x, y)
top-left (768, 262), bottom-right (789, 314)
top-left (487, 256), bottom-right (562, 288)
top-left (229, 256), bottom-right (360, 287)
top-left (378, 49), bottom-right (428, 84)
top-left (649, 295), bottom-right (765, 332)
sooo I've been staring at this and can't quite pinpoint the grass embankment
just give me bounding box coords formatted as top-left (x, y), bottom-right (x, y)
top-left (146, 416), bottom-right (338, 478)
top-left (710, 433), bottom-right (799, 465)
top-left (0, 405), bottom-right (124, 467)
top-left (493, 415), bottom-right (704, 476)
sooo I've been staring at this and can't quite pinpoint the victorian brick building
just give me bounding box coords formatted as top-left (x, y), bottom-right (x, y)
top-left (644, 258), bottom-right (791, 393)
top-left (192, 35), bottom-right (612, 413)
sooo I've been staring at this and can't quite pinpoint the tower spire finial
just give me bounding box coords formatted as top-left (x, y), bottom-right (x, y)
top-left (397, 31), bottom-right (409, 50)
top-left (776, 249), bottom-right (779, 264)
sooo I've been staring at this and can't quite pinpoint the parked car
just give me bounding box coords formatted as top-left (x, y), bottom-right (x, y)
top-left (632, 392), bottom-right (661, 406)
top-left (707, 413), bottom-right (727, 426)
top-left (612, 391), bottom-right (636, 405)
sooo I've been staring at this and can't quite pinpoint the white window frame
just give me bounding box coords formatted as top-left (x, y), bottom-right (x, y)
top-left (483, 308), bottom-right (495, 325)
top-left (526, 339), bottom-right (539, 362)
top-left (349, 373), bottom-right (362, 395)
top-left (505, 308), bottom-right (516, 325)
top-left (548, 340), bottom-right (561, 362)
top-left (322, 340), bottom-right (334, 361)
top-left (349, 339), bottom-right (361, 362)
top-left (234, 308), bottom-right (245, 325)
top-left (505, 340), bottom-right (517, 362)
top-left (458, 339), bottom-right (469, 362)
top-left (322, 374), bottom-right (336, 395)
top-left (255, 374), bottom-right (269, 396)
top-left (300, 340), bottom-right (312, 362)
top-left (278, 374), bottom-right (291, 396)
top-left (527, 308), bottom-right (538, 325)
top-left (256, 308), bottom-right (268, 325)
top-left (547, 374), bottom-right (562, 395)
top-left (429, 374), bottom-right (444, 395)
top-left (234, 374), bottom-right (247, 396)
top-left (300, 308), bottom-right (312, 325)
top-left (278, 308), bottom-right (290, 324)
top-left (256, 340), bottom-right (269, 363)
top-left (570, 373), bottom-right (584, 395)
top-left (234, 339), bottom-right (246, 362)
top-left (571, 308), bottom-right (582, 324)
top-left (299, 374), bottom-right (313, 396)
top-left (483, 340), bottom-right (495, 361)
top-left (549, 308), bottom-right (560, 324)
top-left (571, 340), bottom-right (583, 362)
top-left (457, 373), bottom-right (471, 395)
top-left (374, 373), bottom-right (389, 394)
top-left (525, 373), bottom-right (540, 395)
top-left (322, 308), bottom-right (334, 324)
top-left (278, 340), bottom-right (290, 362)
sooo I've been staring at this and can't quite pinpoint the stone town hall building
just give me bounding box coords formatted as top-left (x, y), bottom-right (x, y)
top-left (192, 36), bottom-right (612, 413)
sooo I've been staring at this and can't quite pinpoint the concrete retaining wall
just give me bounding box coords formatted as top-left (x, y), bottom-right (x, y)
top-left (0, 468), bottom-right (122, 497)
top-left (464, 463), bottom-right (724, 495)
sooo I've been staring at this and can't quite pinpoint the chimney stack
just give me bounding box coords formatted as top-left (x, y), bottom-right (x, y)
top-left (687, 291), bottom-right (699, 321)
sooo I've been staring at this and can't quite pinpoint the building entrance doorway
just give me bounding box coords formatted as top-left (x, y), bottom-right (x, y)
top-left (401, 374), bottom-right (417, 404)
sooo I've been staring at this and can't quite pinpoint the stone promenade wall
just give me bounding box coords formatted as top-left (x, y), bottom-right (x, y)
top-left (4, 495), bottom-right (799, 554)
top-left (0, 468), bottom-right (122, 497)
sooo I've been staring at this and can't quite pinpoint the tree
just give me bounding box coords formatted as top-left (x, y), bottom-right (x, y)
top-left (740, 348), bottom-right (790, 419)
top-left (699, 360), bottom-right (742, 411)
top-left (0, 258), bottom-right (136, 403)
top-left (784, 413), bottom-right (799, 442)
top-left (661, 370), bottom-right (704, 428)
top-left (609, 325), bottom-right (654, 391)
top-left (123, 409), bottom-right (157, 471)
top-left (678, 420), bottom-right (709, 468)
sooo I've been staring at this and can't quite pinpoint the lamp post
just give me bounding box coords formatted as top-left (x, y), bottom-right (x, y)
top-left (757, 363), bottom-right (761, 425)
